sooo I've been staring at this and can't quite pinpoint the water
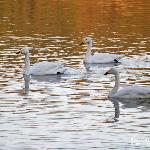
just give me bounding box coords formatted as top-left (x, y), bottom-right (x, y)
top-left (0, 0), bottom-right (150, 149)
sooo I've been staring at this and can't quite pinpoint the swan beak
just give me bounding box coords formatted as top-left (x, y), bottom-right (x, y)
top-left (80, 42), bottom-right (84, 45)
top-left (104, 72), bottom-right (109, 75)
top-left (16, 51), bottom-right (21, 54)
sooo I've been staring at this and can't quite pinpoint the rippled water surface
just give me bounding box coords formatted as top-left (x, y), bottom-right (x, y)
top-left (0, 0), bottom-right (150, 149)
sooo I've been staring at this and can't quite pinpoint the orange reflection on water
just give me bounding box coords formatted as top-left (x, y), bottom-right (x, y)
top-left (0, 0), bottom-right (150, 36)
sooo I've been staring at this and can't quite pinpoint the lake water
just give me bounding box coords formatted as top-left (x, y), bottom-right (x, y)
top-left (0, 0), bottom-right (150, 149)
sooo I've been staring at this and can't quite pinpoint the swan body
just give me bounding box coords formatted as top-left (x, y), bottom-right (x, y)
top-left (30, 61), bottom-right (65, 75)
top-left (80, 37), bottom-right (124, 63)
top-left (84, 52), bottom-right (124, 64)
top-left (110, 85), bottom-right (150, 99)
top-left (104, 68), bottom-right (150, 99)
top-left (17, 47), bottom-right (66, 75)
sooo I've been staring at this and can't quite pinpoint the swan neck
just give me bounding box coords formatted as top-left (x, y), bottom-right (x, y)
top-left (24, 53), bottom-right (30, 75)
top-left (85, 41), bottom-right (92, 57)
top-left (109, 73), bottom-right (120, 97)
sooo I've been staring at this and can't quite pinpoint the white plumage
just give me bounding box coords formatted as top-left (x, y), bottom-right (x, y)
top-left (104, 68), bottom-right (150, 99)
top-left (17, 47), bottom-right (66, 75)
top-left (111, 85), bottom-right (150, 99)
top-left (80, 37), bottom-right (124, 63)
top-left (30, 61), bottom-right (65, 75)
top-left (85, 52), bottom-right (124, 64)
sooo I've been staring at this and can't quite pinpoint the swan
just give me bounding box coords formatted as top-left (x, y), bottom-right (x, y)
top-left (16, 47), bottom-right (66, 75)
top-left (104, 68), bottom-right (150, 99)
top-left (80, 37), bottom-right (125, 63)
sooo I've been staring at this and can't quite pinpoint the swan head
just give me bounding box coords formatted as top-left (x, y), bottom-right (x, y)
top-left (16, 47), bottom-right (29, 55)
top-left (80, 37), bottom-right (92, 45)
top-left (104, 68), bottom-right (118, 75)
top-left (22, 47), bottom-right (29, 54)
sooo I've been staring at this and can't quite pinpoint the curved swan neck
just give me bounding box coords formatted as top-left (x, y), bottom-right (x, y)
top-left (86, 41), bottom-right (92, 57)
top-left (109, 72), bottom-right (120, 97)
top-left (24, 53), bottom-right (30, 75)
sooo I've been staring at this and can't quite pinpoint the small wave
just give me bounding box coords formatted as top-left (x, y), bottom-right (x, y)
top-left (64, 67), bottom-right (84, 75)
top-left (121, 56), bottom-right (150, 68)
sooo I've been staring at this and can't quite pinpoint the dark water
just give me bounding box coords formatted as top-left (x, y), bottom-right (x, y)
top-left (0, 0), bottom-right (150, 149)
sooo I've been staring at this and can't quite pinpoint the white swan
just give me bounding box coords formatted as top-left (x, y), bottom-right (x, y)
top-left (80, 37), bottom-right (125, 63)
top-left (104, 68), bottom-right (150, 99)
top-left (16, 47), bottom-right (66, 75)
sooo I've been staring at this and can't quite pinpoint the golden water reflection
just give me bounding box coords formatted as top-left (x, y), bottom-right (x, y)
top-left (0, 0), bottom-right (150, 36)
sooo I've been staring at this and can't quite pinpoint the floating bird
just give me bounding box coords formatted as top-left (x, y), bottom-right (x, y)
top-left (80, 37), bottom-right (125, 63)
top-left (16, 47), bottom-right (66, 75)
top-left (104, 68), bottom-right (150, 99)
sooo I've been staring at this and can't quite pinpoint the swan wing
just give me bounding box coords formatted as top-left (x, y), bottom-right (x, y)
top-left (113, 85), bottom-right (150, 99)
top-left (30, 61), bottom-right (66, 75)
top-left (90, 53), bottom-right (124, 63)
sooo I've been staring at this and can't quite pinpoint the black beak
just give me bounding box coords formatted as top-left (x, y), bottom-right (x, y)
top-left (16, 51), bottom-right (21, 54)
top-left (80, 42), bottom-right (84, 46)
top-left (104, 72), bottom-right (108, 75)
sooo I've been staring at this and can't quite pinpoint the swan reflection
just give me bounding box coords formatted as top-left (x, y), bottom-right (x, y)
top-left (23, 74), bottom-right (30, 94)
top-left (31, 74), bottom-right (62, 83)
top-left (111, 98), bottom-right (150, 110)
top-left (109, 97), bottom-right (150, 122)
top-left (109, 98), bottom-right (120, 122)
top-left (84, 62), bottom-right (121, 72)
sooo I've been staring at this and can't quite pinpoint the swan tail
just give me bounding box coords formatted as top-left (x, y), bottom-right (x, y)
top-left (114, 55), bottom-right (125, 62)
top-left (55, 65), bottom-right (66, 74)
